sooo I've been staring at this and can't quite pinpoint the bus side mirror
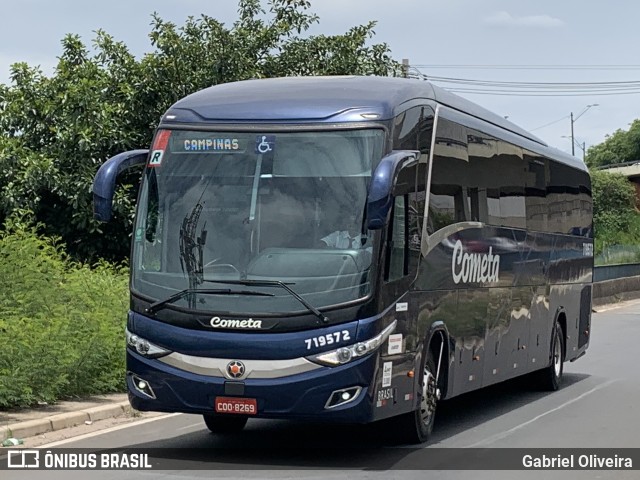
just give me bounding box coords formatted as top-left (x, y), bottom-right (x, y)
top-left (92, 149), bottom-right (149, 222)
top-left (366, 151), bottom-right (418, 230)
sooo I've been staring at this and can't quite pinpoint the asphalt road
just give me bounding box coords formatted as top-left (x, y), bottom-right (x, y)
top-left (4, 300), bottom-right (640, 479)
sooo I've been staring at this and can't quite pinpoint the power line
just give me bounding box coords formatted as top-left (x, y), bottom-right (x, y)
top-left (408, 69), bottom-right (640, 96)
top-left (529, 115), bottom-right (571, 132)
top-left (447, 89), bottom-right (640, 96)
top-left (411, 64), bottom-right (640, 70)
top-left (405, 66), bottom-right (614, 139)
top-left (426, 75), bottom-right (640, 88)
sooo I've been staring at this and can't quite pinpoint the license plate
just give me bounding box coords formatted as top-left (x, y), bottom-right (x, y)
top-left (214, 396), bottom-right (257, 415)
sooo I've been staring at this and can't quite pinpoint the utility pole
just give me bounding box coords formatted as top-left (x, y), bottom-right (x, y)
top-left (570, 104), bottom-right (598, 157)
top-left (561, 135), bottom-right (587, 161)
top-left (570, 112), bottom-right (575, 156)
top-left (402, 58), bottom-right (409, 78)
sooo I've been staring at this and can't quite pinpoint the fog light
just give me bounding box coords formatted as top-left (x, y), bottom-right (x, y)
top-left (131, 374), bottom-right (156, 399)
top-left (325, 386), bottom-right (362, 409)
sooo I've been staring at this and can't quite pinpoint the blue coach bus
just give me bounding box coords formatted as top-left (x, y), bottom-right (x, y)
top-left (93, 76), bottom-right (593, 443)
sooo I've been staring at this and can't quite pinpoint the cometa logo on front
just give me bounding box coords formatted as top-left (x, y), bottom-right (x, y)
top-left (451, 240), bottom-right (501, 284)
top-left (210, 317), bottom-right (263, 329)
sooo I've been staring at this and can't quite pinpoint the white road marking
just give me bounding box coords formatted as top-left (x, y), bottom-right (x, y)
top-left (465, 379), bottom-right (616, 447)
top-left (38, 413), bottom-right (182, 447)
top-left (177, 422), bottom-right (204, 431)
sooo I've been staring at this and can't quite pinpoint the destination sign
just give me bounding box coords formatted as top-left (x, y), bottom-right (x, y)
top-left (171, 135), bottom-right (246, 153)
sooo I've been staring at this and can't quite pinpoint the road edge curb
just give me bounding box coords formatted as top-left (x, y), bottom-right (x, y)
top-left (2, 401), bottom-right (132, 442)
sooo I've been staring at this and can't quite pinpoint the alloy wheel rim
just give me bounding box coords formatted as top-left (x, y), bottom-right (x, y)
top-left (553, 331), bottom-right (562, 377)
top-left (420, 366), bottom-right (437, 425)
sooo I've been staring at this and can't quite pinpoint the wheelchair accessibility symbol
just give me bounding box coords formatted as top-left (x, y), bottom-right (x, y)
top-left (255, 135), bottom-right (275, 154)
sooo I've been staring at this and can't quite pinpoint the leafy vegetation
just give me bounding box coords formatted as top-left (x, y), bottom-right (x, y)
top-left (0, 0), bottom-right (401, 263)
top-left (0, 219), bottom-right (128, 408)
top-left (585, 118), bottom-right (640, 262)
top-left (591, 169), bottom-right (640, 259)
top-left (586, 119), bottom-right (640, 168)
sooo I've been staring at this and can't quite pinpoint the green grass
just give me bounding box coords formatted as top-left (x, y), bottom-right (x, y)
top-left (595, 213), bottom-right (640, 266)
top-left (0, 221), bottom-right (128, 409)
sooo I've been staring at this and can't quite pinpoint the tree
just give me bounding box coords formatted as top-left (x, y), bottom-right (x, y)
top-left (590, 169), bottom-right (637, 253)
top-left (0, 0), bottom-right (401, 261)
top-left (585, 119), bottom-right (640, 168)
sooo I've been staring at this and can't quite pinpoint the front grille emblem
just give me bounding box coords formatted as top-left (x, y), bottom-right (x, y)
top-left (226, 361), bottom-right (246, 379)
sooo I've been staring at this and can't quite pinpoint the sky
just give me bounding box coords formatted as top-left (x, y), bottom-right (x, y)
top-left (1, 0), bottom-right (639, 159)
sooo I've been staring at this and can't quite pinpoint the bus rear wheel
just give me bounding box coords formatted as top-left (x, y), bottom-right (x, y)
top-left (395, 351), bottom-right (438, 444)
top-left (536, 320), bottom-right (565, 391)
top-left (203, 414), bottom-right (248, 433)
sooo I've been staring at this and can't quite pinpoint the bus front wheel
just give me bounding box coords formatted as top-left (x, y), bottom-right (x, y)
top-left (395, 350), bottom-right (438, 444)
top-left (203, 414), bottom-right (248, 433)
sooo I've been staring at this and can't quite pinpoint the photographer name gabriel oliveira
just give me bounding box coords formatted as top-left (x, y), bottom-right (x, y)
top-left (523, 454), bottom-right (633, 469)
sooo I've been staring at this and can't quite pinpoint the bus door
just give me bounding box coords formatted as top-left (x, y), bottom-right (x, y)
top-left (376, 161), bottom-right (420, 416)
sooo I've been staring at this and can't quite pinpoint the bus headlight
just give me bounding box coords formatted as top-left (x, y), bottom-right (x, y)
top-left (125, 329), bottom-right (172, 359)
top-left (306, 320), bottom-right (397, 367)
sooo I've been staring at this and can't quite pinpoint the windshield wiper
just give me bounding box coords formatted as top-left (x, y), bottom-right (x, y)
top-left (179, 202), bottom-right (206, 306)
top-left (146, 288), bottom-right (274, 315)
top-left (203, 279), bottom-right (329, 324)
top-left (179, 177), bottom-right (216, 308)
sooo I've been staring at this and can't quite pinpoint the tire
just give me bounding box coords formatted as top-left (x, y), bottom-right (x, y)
top-left (537, 320), bottom-right (565, 391)
top-left (203, 414), bottom-right (248, 433)
top-left (394, 350), bottom-right (438, 444)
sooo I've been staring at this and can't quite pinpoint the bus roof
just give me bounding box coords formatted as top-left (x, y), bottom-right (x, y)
top-left (166, 76), bottom-right (585, 171)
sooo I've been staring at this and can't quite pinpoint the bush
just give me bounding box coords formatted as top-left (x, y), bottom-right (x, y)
top-left (0, 220), bottom-right (128, 408)
top-left (591, 169), bottom-right (639, 257)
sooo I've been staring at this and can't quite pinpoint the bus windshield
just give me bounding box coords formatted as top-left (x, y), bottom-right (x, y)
top-left (132, 128), bottom-right (385, 315)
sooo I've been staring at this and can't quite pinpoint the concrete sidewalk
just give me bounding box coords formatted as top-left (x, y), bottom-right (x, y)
top-left (1, 393), bottom-right (132, 443)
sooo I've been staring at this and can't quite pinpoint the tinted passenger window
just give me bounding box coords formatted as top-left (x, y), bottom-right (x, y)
top-left (393, 107), bottom-right (422, 150)
top-left (428, 122), bottom-right (527, 232)
top-left (428, 119), bottom-right (469, 234)
top-left (460, 128), bottom-right (526, 229)
top-left (467, 129), bottom-right (499, 225)
top-left (548, 162), bottom-right (592, 236)
top-left (426, 119), bottom-right (583, 235)
top-left (387, 196), bottom-right (407, 281)
top-left (495, 140), bottom-right (526, 228)
top-left (525, 152), bottom-right (548, 232)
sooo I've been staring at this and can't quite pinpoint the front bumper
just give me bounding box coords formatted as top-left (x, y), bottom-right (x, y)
top-left (127, 348), bottom-right (379, 423)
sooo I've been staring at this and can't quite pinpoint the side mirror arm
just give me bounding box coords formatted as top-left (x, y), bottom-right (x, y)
top-left (92, 149), bottom-right (149, 222)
